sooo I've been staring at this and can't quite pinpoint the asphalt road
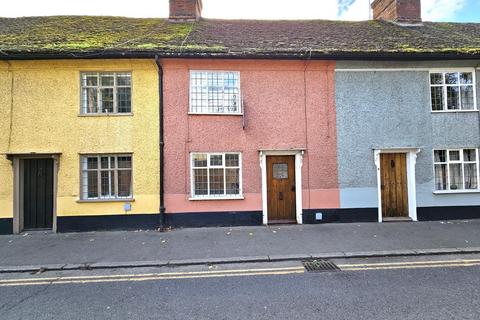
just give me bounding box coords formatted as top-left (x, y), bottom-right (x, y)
top-left (1, 256), bottom-right (479, 320)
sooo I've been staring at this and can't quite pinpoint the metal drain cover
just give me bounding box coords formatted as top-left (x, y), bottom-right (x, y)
top-left (303, 260), bottom-right (340, 272)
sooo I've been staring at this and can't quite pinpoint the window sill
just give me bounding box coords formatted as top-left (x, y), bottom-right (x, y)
top-left (188, 112), bottom-right (243, 116)
top-left (78, 113), bottom-right (134, 117)
top-left (189, 196), bottom-right (245, 201)
top-left (431, 110), bottom-right (478, 114)
top-left (77, 198), bottom-right (135, 203)
top-left (433, 190), bottom-right (480, 195)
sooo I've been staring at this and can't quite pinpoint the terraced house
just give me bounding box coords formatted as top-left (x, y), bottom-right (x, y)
top-left (1, 0), bottom-right (480, 234)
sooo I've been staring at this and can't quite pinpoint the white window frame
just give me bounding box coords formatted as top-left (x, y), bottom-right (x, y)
top-left (80, 154), bottom-right (133, 201)
top-left (429, 69), bottom-right (477, 113)
top-left (80, 71), bottom-right (133, 115)
top-left (189, 152), bottom-right (243, 200)
top-left (189, 70), bottom-right (242, 115)
top-left (433, 148), bottom-right (480, 194)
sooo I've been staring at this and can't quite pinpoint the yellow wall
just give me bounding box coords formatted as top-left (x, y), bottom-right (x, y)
top-left (0, 59), bottom-right (160, 218)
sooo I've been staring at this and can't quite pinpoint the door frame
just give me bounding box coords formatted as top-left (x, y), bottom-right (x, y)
top-left (260, 150), bottom-right (304, 225)
top-left (7, 153), bottom-right (60, 234)
top-left (374, 148), bottom-right (420, 223)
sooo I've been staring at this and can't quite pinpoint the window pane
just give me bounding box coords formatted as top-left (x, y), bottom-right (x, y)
top-left (116, 73), bottom-right (131, 86)
top-left (101, 74), bottom-right (114, 86)
top-left (100, 88), bottom-right (114, 113)
top-left (464, 149), bottom-right (476, 162)
top-left (464, 163), bottom-right (478, 189)
top-left (434, 164), bottom-right (447, 191)
top-left (430, 86), bottom-right (444, 111)
top-left (117, 87), bottom-right (131, 113)
top-left (210, 154), bottom-right (223, 166)
top-left (81, 87), bottom-right (98, 113)
top-left (430, 73), bottom-right (443, 85)
top-left (434, 150), bottom-right (446, 163)
top-left (209, 168), bottom-right (225, 195)
top-left (226, 168), bottom-right (240, 195)
top-left (445, 73), bottom-right (458, 85)
top-left (86, 157), bottom-right (97, 169)
top-left (101, 170), bottom-right (114, 197)
top-left (461, 86), bottom-right (474, 110)
top-left (87, 171), bottom-right (98, 198)
top-left (118, 156), bottom-right (132, 169)
top-left (193, 168), bottom-right (208, 195)
top-left (101, 157), bottom-right (110, 169)
top-left (192, 154), bottom-right (207, 167)
top-left (82, 73), bottom-right (98, 86)
top-left (449, 150), bottom-right (460, 161)
top-left (449, 163), bottom-right (463, 190)
top-left (118, 170), bottom-right (132, 197)
top-left (225, 154), bottom-right (239, 167)
top-left (460, 73), bottom-right (473, 84)
top-left (446, 86), bottom-right (459, 110)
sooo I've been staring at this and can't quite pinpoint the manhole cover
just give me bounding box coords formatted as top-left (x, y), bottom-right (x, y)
top-left (303, 260), bottom-right (340, 272)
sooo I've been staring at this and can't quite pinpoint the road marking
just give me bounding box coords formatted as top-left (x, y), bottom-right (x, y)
top-left (0, 266), bottom-right (305, 287)
top-left (339, 258), bottom-right (480, 271)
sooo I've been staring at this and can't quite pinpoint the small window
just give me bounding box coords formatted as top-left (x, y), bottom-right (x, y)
top-left (430, 71), bottom-right (476, 111)
top-left (434, 148), bottom-right (479, 191)
top-left (191, 153), bottom-right (242, 198)
top-left (81, 72), bottom-right (132, 114)
top-left (81, 155), bottom-right (132, 200)
top-left (190, 71), bottom-right (241, 114)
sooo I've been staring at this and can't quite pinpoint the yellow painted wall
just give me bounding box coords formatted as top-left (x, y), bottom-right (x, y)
top-left (0, 59), bottom-right (160, 218)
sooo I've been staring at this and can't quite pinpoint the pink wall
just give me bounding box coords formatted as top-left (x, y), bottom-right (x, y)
top-left (162, 59), bottom-right (339, 213)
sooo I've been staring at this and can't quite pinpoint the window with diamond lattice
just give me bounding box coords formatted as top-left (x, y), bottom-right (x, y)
top-left (81, 72), bottom-right (131, 114)
top-left (190, 71), bottom-right (241, 114)
top-left (191, 153), bottom-right (242, 198)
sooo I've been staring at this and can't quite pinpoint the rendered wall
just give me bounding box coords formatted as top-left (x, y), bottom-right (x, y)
top-left (0, 59), bottom-right (160, 219)
top-left (335, 61), bottom-right (480, 209)
top-left (163, 59), bottom-right (339, 214)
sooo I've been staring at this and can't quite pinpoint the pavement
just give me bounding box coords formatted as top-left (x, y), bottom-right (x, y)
top-left (1, 219), bottom-right (480, 272)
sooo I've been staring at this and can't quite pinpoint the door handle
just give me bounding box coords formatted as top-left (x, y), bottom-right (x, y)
top-left (291, 186), bottom-right (296, 192)
top-left (278, 192), bottom-right (284, 200)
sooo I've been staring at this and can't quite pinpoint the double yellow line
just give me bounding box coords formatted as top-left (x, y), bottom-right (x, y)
top-left (0, 266), bottom-right (305, 287)
top-left (339, 258), bottom-right (480, 271)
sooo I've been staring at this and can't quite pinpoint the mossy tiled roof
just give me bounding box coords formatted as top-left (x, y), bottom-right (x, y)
top-left (1, 16), bottom-right (480, 59)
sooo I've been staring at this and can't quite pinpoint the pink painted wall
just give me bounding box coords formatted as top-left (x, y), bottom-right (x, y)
top-left (162, 59), bottom-right (339, 213)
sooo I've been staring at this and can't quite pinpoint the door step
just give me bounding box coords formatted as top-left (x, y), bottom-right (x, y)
top-left (382, 217), bottom-right (412, 222)
top-left (268, 219), bottom-right (297, 225)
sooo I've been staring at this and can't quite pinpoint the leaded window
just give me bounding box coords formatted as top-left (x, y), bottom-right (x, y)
top-left (191, 153), bottom-right (242, 198)
top-left (81, 155), bottom-right (132, 200)
top-left (430, 71), bottom-right (476, 111)
top-left (190, 71), bottom-right (241, 114)
top-left (81, 72), bottom-right (132, 114)
top-left (434, 149), bottom-right (479, 191)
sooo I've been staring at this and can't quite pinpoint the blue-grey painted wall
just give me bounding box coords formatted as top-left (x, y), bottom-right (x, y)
top-left (335, 61), bottom-right (480, 209)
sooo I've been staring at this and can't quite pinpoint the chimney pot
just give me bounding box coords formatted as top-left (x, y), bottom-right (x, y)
top-left (169, 0), bottom-right (203, 21)
top-left (371, 0), bottom-right (422, 24)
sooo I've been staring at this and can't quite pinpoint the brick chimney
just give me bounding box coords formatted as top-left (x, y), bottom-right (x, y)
top-left (169, 0), bottom-right (203, 21)
top-left (371, 0), bottom-right (422, 24)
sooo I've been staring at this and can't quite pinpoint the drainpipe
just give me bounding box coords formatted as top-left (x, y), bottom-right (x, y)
top-left (155, 55), bottom-right (166, 229)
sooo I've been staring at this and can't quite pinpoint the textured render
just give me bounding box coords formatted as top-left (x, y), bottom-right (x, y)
top-left (163, 59), bottom-right (339, 214)
top-left (0, 60), bottom-right (160, 218)
top-left (336, 61), bottom-right (480, 209)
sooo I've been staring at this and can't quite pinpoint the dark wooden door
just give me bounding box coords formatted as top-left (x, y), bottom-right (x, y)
top-left (267, 156), bottom-right (296, 223)
top-left (380, 153), bottom-right (408, 218)
top-left (23, 159), bottom-right (54, 230)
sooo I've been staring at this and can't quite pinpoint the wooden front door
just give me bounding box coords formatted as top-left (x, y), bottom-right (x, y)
top-left (23, 159), bottom-right (54, 230)
top-left (267, 156), bottom-right (296, 223)
top-left (380, 153), bottom-right (409, 218)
